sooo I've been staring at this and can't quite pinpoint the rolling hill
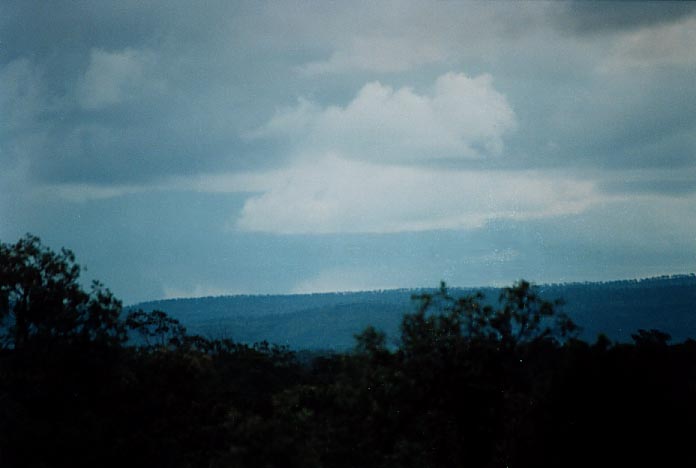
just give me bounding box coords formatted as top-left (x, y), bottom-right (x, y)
top-left (130, 275), bottom-right (696, 350)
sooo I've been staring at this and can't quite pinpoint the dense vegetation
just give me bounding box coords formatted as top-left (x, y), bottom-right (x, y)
top-left (1, 234), bottom-right (695, 467)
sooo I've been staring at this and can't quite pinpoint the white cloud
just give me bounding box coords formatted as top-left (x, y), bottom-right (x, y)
top-left (235, 154), bottom-right (601, 234)
top-left (77, 48), bottom-right (164, 109)
top-left (237, 72), bottom-right (599, 235)
top-left (39, 151), bottom-right (602, 236)
top-left (253, 72), bottom-right (516, 163)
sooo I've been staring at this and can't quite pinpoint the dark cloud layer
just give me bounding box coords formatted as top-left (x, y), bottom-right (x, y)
top-left (555, 1), bottom-right (696, 34)
top-left (2, 1), bottom-right (695, 186)
top-left (1, 1), bottom-right (291, 184)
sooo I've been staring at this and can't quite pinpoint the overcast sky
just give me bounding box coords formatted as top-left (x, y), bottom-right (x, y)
top-left (2, 1), bottom-right (695, 303)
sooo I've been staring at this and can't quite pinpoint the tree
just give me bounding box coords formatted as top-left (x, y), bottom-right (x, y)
top-left (354, 325), bottom-right (388, 356)
top-left (403, 280), bottom-right (578, 352)
top-left (631, 328), bottom-right (671, 348)
top-left (494, 280), bottom-right (578, 347)
top-left (125, 309), bottom-right (187, 349)
top-left (0, 234), bottom-right (125, 348)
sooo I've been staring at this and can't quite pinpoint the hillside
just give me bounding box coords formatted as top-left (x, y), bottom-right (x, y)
top-left (131, 275), bottom-right (696, 349)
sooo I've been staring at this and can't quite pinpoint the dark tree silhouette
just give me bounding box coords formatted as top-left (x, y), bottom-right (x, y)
top-left (1, 234), bottom-right (694, 468)
top-left (0, 234), bottom-right (125, 348)
top-left (404, 279), bottom-right (578, 351)
top-left (126, 309), bottom-right (187, 348)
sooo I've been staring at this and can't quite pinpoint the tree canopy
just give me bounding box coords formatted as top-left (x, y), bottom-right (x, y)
top-left (0, 234), bottom-right (694, 468)
top-left (0, 234), bottom-right (125, 348)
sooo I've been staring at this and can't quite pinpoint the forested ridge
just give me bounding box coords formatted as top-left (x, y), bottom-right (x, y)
top-left (1, 235), bottom-right (695, 467)
top-left (133, 273), bottom-right (696, 348)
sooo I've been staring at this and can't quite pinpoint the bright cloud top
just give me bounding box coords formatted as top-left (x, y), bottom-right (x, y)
top-left (254, 72), bottom-right (516, 163)
top-left (235, 155), bottom-right (600, 234)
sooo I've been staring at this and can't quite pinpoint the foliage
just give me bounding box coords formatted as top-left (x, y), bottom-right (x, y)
top-left (125, 309), bottom-right (187, 349)
top-left (0, 234), bottom-right (125, 348)
top-left (404, 280), bottom-right (577, 351)
top-left (0, 234), bottom-right (695, 467)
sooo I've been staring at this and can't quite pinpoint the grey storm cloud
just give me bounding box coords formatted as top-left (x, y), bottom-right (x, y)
top-left (553, 1), bottom-right (696, 34)
top-left (515, 71), bottom-right (696, 172)
top-left (0, 1), bottom-right (296, 184)
top-left (1, 0), bottom-right (695, 189)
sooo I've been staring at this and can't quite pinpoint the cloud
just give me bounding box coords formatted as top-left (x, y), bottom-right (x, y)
top-left (5, 1), bottom-right (695, 204)
top-left (234, 155), bottom-right (600, 234)
top-left (595, 168), bottom-right (696, 197)
top-left (254, 72), bottom-right (516, 163)
top-left (0, 59), bottom-right (49, 132)
top-left (77, 48), bottom-right (164, 109)
top-left (285, 1), bottom-right (555, 74)
top-left (299, 35), bottom-right (447, 74)
top-left (553, 2), bottom-right (696, 35)
top-left (0, 59), bottom-right (61, 190)
top-left (599, 15), bottom-right (696, 71)
top-left (4, 1), bottom-right (693, 190)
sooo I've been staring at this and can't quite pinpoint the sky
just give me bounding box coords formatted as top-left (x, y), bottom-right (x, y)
top-left (1, 1), bottom-right (696, 304)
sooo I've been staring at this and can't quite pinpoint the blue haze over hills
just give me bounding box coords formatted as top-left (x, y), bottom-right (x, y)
top-left (131, 275), bottom-right (696, 350)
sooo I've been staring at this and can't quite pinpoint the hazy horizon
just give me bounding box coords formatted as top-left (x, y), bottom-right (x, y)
top-left (129, 273), bottom-right (696, 307)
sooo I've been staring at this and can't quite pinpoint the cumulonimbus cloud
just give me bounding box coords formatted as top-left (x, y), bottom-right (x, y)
top-left (252, 72), bottom-right (516, 163)
top-left (234, 72), bottom-right (599, 235)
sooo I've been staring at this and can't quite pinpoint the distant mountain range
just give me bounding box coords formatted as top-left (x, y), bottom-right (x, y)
top-left (129, 275), bottom-right (696, 350)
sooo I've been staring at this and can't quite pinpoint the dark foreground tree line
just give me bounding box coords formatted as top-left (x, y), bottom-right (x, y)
top-left (1, 234), bottom-right (695, 467)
